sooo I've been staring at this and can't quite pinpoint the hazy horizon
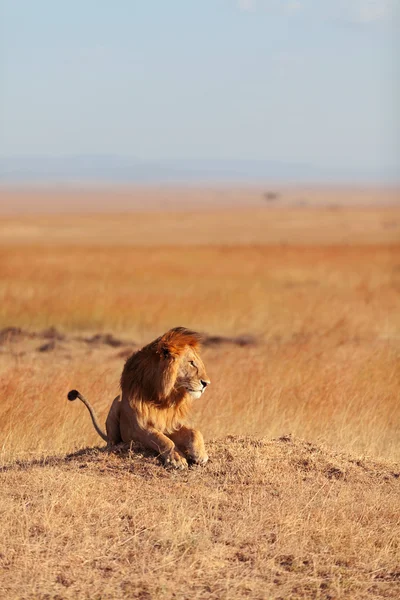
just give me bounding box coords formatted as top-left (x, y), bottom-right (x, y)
top-left (0, 154), bottom-right (399, 186)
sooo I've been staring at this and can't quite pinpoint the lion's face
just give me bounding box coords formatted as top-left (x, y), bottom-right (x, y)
top-left (175, 346), bottom-right (210, 399)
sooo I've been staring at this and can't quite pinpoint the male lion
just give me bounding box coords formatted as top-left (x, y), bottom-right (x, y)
top-left (68, 327), bottom-right (210, 469)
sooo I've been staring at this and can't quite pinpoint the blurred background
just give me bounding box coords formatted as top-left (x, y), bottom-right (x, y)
top-left (0, 1), bottom-right (399, 463)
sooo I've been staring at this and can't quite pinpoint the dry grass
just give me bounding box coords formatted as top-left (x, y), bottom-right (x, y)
top-left (1, 244), bottom-right (399, 340)
top-left (1, 438), bottom-right (399, 599)
top-left (1, 206), bottom-right (400, 246)
top-left (0, 190), bottom-right (399, 598)
top-left (0, 321), bottom-right (399, 465)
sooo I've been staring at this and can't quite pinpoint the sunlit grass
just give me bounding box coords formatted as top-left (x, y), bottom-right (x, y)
top-left (0, 244), bottom-right (399, 462)
top-left (1, 199), bottom-right (400, 599)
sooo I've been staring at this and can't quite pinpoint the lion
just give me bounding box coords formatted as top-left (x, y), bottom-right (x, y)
top-left (68, 327), bottom-right (210, 469)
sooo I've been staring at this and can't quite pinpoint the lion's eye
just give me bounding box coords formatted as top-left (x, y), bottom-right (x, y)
top-left (190, 361), bottom-right (196, 368)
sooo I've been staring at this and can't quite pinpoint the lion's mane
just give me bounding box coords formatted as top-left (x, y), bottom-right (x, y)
top-left (119, 327), bottom-right (203, 433)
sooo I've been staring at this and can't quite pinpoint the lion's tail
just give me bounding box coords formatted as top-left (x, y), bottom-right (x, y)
top-left (67, 389), bottom-right (108, 442)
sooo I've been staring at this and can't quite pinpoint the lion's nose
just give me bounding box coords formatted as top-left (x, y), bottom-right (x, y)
top-left (201, 379), bottom-right (210, 388)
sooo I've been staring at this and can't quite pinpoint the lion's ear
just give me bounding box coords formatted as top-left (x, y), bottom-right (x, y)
top-left (159, 344), bottom-right (172, 359)
top-left (157, 339), bottom-right (178, 360)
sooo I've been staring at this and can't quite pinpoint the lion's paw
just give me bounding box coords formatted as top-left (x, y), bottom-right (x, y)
top-left (163, 449), bottom-right (188, 470)
top-left (189, 452), bottom-right (209, 466)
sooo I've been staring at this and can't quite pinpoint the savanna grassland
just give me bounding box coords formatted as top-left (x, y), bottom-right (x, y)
top-left (0, 186), bottom-right (399, 599)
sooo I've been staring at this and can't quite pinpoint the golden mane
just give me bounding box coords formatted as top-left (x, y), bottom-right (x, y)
top-left (120, 327), bottom-right (203, 410)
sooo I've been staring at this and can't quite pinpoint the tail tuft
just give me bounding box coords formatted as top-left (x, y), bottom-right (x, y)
top-left (68, 389), bottom-right (80, 401)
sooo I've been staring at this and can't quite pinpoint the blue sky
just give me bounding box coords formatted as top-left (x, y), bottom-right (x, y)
top-left (0, 0), bottom-right (398, 174)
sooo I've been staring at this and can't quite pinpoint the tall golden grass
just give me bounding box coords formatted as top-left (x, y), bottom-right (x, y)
top-left (0, 242), bottom-right (399, 462)
top-left (0, 197), bottom-right (399, 599)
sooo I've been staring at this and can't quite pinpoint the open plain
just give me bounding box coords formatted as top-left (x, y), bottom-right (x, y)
top-left (0, 186), bottom-right (399, 599)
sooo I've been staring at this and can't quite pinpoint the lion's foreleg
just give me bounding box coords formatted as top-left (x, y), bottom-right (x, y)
top-left (133, 426), bottom-right (188, 470)
top-left (168, 427), bottom-right (208, 465)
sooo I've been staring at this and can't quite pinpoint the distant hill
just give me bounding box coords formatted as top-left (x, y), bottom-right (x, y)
top-left (0, 155), bottom-right (398, 185)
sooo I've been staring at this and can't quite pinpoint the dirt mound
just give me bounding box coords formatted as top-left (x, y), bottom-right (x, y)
top-left (0, 326), bottom-right (135, 356)
top-left (0, 326), bottom-right (258, 358)
top-left (202, 334), bottom-right (257, 347)
top-left (0, 325), bottom-right (66, 344)
top-left (40, 326), bottom-right (65, 341)
top-left (2, 435), bottom-right (397, 484)
top-left (0, 325), bottom-right (258, 350)
top-left (79, 333), bottom-right (127, 347)
top-left (0, 326), bottom-right (30, 343)
top-left (1, 436), bottom-right (399, 599)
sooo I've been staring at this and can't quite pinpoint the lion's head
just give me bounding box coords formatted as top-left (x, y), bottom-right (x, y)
top-left (158, 327), bottom-right (210, 400)
top-left (120, 327), bottom-right (210, 407)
